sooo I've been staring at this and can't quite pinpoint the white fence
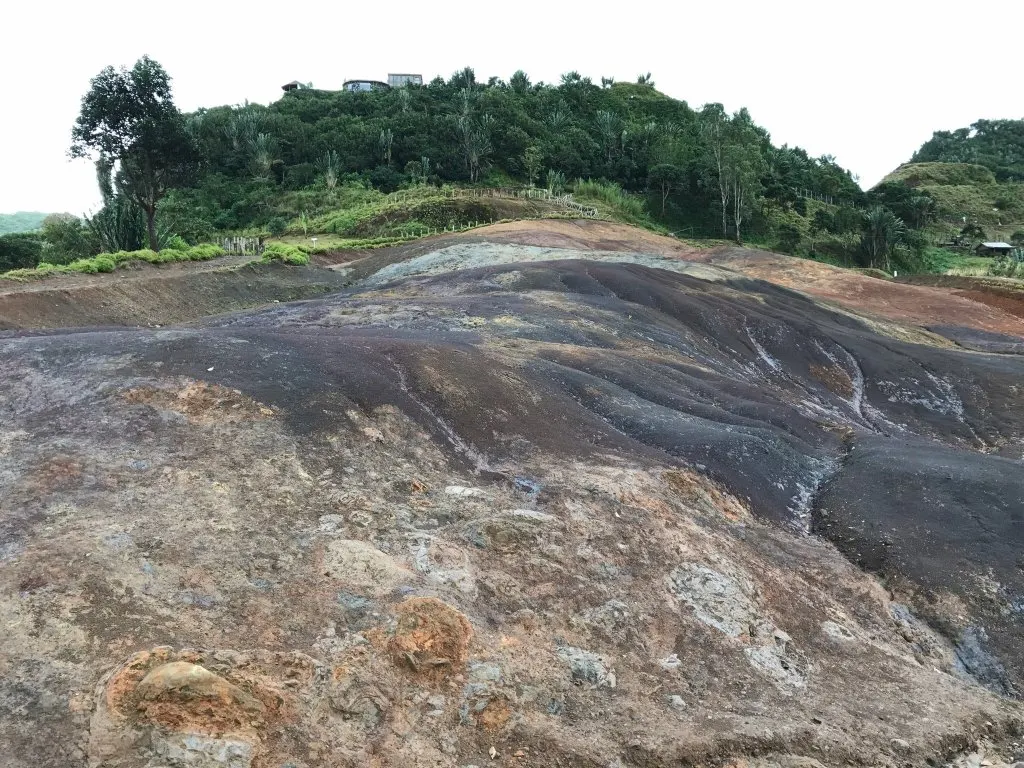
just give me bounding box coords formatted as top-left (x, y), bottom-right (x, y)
top-left (384, 186), bottom-right (598, 218)
top-left (220, 236), bottom-right (265, 255)
top-left (448, 187), bottom-right (599, 218)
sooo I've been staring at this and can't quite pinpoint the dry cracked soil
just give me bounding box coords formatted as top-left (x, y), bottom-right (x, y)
top-left (1, 221), bottom-right (1023, 768)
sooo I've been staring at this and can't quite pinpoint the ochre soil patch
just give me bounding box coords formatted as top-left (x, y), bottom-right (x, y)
top-left (123, 381), bottom-right (275, 424)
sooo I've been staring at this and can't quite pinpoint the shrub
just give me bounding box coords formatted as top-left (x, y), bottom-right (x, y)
top-left (93, 255), bottom-right (117, 273)
top-left (267, 217), bottom-right (287, 236)
top-left (186, 244), bottom-right (225, 260)
top-left (152, 248), bottom-right (187, 263)
top-left (261, 243), bottom-right (310, 265)
top-left (166, 235), bottom-right (191, 250)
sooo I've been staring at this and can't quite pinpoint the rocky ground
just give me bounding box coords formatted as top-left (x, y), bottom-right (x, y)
top-left (1, 221), bottom-right (1023, 767)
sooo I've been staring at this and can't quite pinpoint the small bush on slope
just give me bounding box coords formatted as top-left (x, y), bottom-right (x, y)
top-left (1, 244), bottom-right (226, 279)
top-left (261, 243), bottom-right (309, 266)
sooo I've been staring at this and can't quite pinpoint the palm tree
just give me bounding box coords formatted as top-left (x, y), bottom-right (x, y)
top-left (247, 133), bottom-right (277, 180)
top-left (595, 110), bottom-right (621, 163)
top-left (318, 150), bottom-right (341, 190)
top-left (860, 207), bottom-right (907, 271)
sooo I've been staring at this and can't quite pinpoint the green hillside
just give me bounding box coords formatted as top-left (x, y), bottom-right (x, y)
top-left (880, 161), bottom-right (1024, 246)
top-left (0, 212), bottom-right (48, 235)
top-left (6, 58), bottom-right (989, 277)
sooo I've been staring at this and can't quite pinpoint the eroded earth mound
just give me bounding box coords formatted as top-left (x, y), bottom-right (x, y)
top-left (2, 222), bottom-right (1023, 767)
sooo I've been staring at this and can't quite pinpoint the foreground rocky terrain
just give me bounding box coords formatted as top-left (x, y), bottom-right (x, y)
top-left (2, 222), bottom-right (1023, 767)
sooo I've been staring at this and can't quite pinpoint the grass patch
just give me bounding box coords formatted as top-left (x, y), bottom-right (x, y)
top-left (942, 254), bottom-right (992, 276)
top-left (1, 244), bottom-right (226, 280)
top-left (572, 179), bottom-right (664, 231)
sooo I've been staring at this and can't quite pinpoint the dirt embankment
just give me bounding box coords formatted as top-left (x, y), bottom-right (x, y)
top-left (0, 260), bottom-right (349, 331)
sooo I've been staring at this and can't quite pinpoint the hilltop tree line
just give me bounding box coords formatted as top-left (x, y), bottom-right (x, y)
top-left (0, 58), bottom-right (948, 274)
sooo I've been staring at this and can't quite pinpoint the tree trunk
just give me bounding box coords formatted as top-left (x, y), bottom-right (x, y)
top-left (661, 184), bottom-right (669, 216)
top-left (733, 181), bottom-right (743, 244)
top-left (720, 189), bottom-right (729, 238)
top-left (145, 206), bottom-right (158, 251)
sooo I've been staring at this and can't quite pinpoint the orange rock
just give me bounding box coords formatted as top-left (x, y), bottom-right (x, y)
top-left (133, 661), bottom-right (264, 735)
top-left (388, 597), bottom-right (473, 683)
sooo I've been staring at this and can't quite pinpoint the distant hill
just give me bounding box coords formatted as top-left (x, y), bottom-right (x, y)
top-left (882, 119), bottom-right (1024, 247)
top-left (879, 161), bottom-right (1024, 244)
top-left (0, 212), bottom-right (48, 235)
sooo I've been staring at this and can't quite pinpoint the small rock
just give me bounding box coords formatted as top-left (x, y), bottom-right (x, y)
top-left (318, 514), bottom-right (345, 533)
top-left (821, 620), bottom-right (856, 642)
top-left (659, 653), bottom-right (682, 671)
top-left (557, 645), bottom-right (615, 688)
top-left (445, 485), bottom-right (486, 498)
top-left (513, 476), bottom-right (541, 495)
top-left (890, 738), bottom-right (911, 752)
top-left (667, 694), bottom-right (686, 710)
top-left (469, 662), bottom-right (503, 683)
top-left (506, 508), bottom-right (555, 523)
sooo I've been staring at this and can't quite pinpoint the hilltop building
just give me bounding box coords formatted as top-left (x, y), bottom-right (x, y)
top-left (342, 79), bottom-right (390, 93)
top-left (281, 73), bottom-right (423, 94)
top-left (388, 73), bottom-right (423, 87)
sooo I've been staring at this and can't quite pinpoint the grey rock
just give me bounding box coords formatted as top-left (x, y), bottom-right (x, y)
top-left (150, 733), bottom-right (254, 767)
top-left (557, 645), bottom-right (615, 688)
top-left (665, 563), bottom-right (758, 637)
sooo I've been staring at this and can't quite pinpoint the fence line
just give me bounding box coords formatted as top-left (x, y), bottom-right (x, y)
top-left (220, 236), bottom-right (265, 255)
top-left (793, 188), bottom-right (841, 206)
top-left (384, 186), bottom-right (598, 218)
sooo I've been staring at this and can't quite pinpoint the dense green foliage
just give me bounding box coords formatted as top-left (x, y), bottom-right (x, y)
top-left (912, 120), bottom-right (1024, 181)
top-left (159, 69), bottom-right (861, 245)
top-left (0, 244), bottom-right (226, 281)
top-left (41, 60), bottom-right (1021, 279)
top-left (0, 212), bottom-right (48, 235)
top-left (0, 233), bottom-right (45, 272)
top-left (989, 251), bottom-right (1024, 278)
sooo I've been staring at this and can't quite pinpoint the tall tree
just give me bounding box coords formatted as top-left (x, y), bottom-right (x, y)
top-left (700, 104), bottom-right (732, 238)
top-left (727, 111), bottom-right (766, 243)
top-left (70, 56), bottom-right (198, 250)
top-left (648, 164), bottom-right (685, 216)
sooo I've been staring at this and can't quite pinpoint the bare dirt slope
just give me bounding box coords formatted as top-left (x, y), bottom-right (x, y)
top-left (0, 260), bottom-right (349, 331)
top-left (2, 222), bottom-right (1024, 768)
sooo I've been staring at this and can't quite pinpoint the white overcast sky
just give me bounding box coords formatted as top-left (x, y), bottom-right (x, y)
top-left (2, 0), bottom-right (1021, 214)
